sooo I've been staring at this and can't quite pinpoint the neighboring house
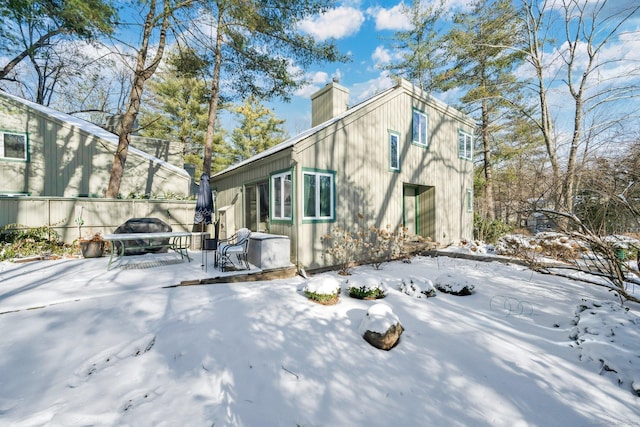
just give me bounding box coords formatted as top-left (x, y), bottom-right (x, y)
top-left (0, 91), bottom-right (191, 197)
top-left (212, 78), bottom-right (476, 270)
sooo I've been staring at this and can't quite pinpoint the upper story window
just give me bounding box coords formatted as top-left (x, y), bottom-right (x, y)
top-left (412, 109), bottom-right (428, 147)
top-left (459, 130), bottom-right (473, 161)
top-left (271, 170), bottom-right (292, 221)
top-left (389, 131), bottom-right (400, 171)
top-left (303, 169), bottom-right (335, 222)
top-left (1, 131), bottom-right (28, 161)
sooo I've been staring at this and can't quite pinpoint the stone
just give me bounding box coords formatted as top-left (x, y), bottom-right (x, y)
top-left (359, 303), bottom-right (404, 351)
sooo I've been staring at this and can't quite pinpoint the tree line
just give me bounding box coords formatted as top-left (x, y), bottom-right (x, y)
top-left (385, 0), bottom-right (639, 236)
top-left (1, 0), bottom-right (639, 236)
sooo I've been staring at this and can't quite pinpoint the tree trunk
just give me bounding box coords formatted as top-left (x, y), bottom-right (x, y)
top-left (481, 96), bottom-right (495, 221)
top-left (105, 0), bottom-right (170, 198)
top-left (203, 10), bottom-right (225, 176)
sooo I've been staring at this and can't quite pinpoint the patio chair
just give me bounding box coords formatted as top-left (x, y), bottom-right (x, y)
top-left (217, 228), bottom-right (251, 271)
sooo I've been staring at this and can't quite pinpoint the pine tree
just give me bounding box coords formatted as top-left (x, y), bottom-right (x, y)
top-left (187, 0), bottom-right (347, 175)
top-left (230, 96), bottom-right (288, 163)
top-left (138, 47), bottom-right (234, 176)
top-left (443, 0), bottom-right (525, 221)
top-left (383, 0), bottom-right (448, 93)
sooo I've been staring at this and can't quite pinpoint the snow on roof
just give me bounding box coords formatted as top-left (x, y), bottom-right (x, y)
top-left (212, 84), bottom-right (398, 178)
top-left (0, 91), bottom-right (189, 178)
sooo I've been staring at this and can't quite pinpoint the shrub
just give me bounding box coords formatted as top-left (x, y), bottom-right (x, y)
top-left (346, 276), bottom-right (387, 300)
top-left (321, 213), bottom-right (410, 274)
top-left (303, 276), bottom-right (341, 306)
top-left (400, 276), bottom-right (437, 298)
top-left (474, 213), bottom-right (511, 243)
top-left (0, 223), bottom-right (75, 261)
top-left (434, 272), bottom-right (475, 296)
top-left (321, 225), bottom-right (362, 275)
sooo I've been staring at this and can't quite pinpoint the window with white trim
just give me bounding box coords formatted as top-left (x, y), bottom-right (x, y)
top-left (412, 109), bottom-right (428, 147)
top-left (1, 131), bottom-right (27, 160)
top-left (466, 189), bottom-right (473, 212)
top-left (389, 131), bottom-right (400, 171)
top-left (459, 130), bottom-right (473, 160)
top-left (303, 170), bottom-right (334, 221)
top-left (271, 171), bottom-right (292, 221)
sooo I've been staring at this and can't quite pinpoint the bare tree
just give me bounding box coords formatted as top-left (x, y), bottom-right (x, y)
top-left (519, 0), bottom-right (640, 212)
top-left (0, 0), bottom-right (115, 83)
top-left (105, 0), bottom-right (174, 198)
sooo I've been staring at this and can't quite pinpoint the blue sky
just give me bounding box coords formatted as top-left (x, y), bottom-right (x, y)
top-left (262, 0), bottom-right (435, 135)
top-left (258, 0), bottom-right (640, 141)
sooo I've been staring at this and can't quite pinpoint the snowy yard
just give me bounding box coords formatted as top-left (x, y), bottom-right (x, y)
top-left (0, 251), bottom-right (639, 426)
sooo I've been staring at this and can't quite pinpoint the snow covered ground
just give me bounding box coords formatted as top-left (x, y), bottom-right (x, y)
top-left (0, 250), bottom-right (639, 426)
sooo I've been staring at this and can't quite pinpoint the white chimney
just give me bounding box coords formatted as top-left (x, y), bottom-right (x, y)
top-left (310, 80), bottom-right (350, 127)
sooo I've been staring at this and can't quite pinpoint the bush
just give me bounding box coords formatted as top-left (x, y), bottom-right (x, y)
top-left (346, 276), bottom-right (387, 300)
top-left (321, 213), bottom-right (410, 274)
top-left (0, 223), bottom-right (75, 261)
top-left (474, 213), bottom-right (511, 243)
top-left (399, 276), bottom-right (437, 298)
top-left (303, 276), bottom-right (341, 305)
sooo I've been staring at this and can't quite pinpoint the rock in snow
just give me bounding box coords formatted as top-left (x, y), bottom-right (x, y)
top-left (358, 303), bottom-right (403, 350)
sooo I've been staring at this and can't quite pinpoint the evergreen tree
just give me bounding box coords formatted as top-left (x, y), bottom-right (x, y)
top-left (183, 0), bottom-right (347, 175)
top-left (230, 96), bottom-right (288, 163)
top-left (443, 0), bottom-right (525, 221)
top-left (383, 0), bottom-right (448, 93)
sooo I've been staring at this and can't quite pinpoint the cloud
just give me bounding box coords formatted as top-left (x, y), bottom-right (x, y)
top-left (351, 71), bottom-right (395, 102)
top-left (294, 71), bottom-right (331, 97)
top-left (371, 45), bottom-right (405, 70)
top-left (372, 46), bottom-right (391, 66)
top-left (298, 6), bottom-right (365, 41)
top-left (366, 3), bottom-right (411, 31)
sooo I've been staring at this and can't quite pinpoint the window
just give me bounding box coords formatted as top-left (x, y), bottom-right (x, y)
top-left (271, 171), bottom-right (292, 221)
top-left (389, 131), bottom-right (400, 171)
top-left (303, 169), bottom-right (335, 221)
top-left (466, 189), bottom-right (473, 212)
top-left (412, 109), bottom-right (428, 147)
top-left (1, 131), bottom-right (28, 160)
top-left (459, 130), bottom-right (473, 160)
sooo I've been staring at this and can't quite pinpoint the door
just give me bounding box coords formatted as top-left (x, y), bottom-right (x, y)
top-left (403, 185), bottom-right (417, 235)
top-left (404, 184), bottom-right (435, 240)
top-left (244, 181), bottom-right (269, 232)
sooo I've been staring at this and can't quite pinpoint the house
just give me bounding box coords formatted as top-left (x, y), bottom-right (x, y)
top-left (212, 78), bottom-right (475, 270)
top-left (0, 91), bottom-right (191, 198)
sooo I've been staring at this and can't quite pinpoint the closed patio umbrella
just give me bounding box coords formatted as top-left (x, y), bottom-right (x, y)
top-left (195, 174), bottom-right (215, 269)
top-left (194, 174), bottom-right (213, 228)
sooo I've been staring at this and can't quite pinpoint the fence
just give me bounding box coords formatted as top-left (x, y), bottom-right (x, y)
top-left (0, 196), bottom-right (209, 244)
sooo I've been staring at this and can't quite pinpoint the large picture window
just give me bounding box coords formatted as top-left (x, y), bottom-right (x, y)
top-left (389, 131), bottom-right (400, 171)
top-left (412, 109), bottom-right (428, 147)
top-left (459, 130), bottom-right (473, 160)
top-left (303, 169), bottom-right (335, 221)
top-left (1, 131), bottom-right (28, 161)
top-left (271, 171), bottom-right (292, 221)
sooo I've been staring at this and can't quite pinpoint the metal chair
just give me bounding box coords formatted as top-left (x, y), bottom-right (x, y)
top-left (217, 228), bottom-right (251, 271)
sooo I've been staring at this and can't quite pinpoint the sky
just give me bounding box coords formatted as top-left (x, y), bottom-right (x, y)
top-left (2, 0), bottom-right (638, 142)
top-left (258, 0), bottom-right (640, 139)
top-left (1, 242), bottom-right (639, 425)
top-left (249, 0), bottom-right (467, 135)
